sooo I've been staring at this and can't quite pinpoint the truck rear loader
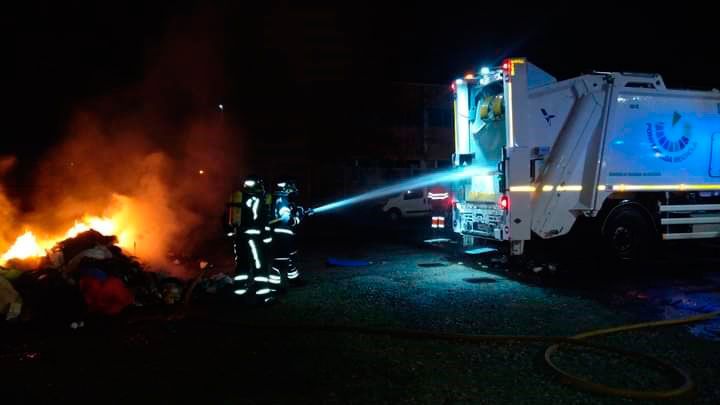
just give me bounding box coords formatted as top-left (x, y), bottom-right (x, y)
top-left (451, 58), bottom-right (720, 259)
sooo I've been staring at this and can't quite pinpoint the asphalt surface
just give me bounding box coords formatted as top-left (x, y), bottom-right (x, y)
top-left (2, 209), bottom-right (720, 404)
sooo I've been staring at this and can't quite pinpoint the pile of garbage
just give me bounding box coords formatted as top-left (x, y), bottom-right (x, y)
top-left (0, 230), bottom-right (196, 326)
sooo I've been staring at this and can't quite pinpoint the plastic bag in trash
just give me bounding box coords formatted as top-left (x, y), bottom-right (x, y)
top-left (0, 267), bottom-right (23, 281)
top-left (64, 245), bottom-right (114, 274)
top-left (159, 278), bottom-right (184, 305)
top-left (203, 273), bottom-right (233, 294)
top-left (1, 276), bottom-right (22, 320)
top-left (79, 271), bottom-right (133, 315)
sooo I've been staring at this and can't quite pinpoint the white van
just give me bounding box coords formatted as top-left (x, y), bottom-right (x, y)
top-left (382, 188), bottom-right (431, 221)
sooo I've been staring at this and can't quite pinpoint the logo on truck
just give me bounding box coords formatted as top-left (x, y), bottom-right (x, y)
top-left (646, 112), bottom-right (697, 163)
top-left (541, 108), bottom-right (556, 126)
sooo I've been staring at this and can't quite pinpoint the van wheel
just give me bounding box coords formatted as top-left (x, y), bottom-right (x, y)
top-left (387, 208), bottom-right (401, 222)
top-left (602, 205), bottom-right (656, 260)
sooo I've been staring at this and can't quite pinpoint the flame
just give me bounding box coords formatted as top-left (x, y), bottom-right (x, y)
top-left (0, 231), bottom-right (51, 262)
top-left (63, 215), bottom-right (133, 248)
top-left (0, 200), bottom-right (139, 266)
top-left (0, 15), bottom-right (241, 274)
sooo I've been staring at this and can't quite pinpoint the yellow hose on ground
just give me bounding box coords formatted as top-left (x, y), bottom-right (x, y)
top-left (191, 310), bottom-right (720, 400)
top-left (544, 310), bottom-right (720, 399)
top-left (157, 279), bottom-right (720, 401)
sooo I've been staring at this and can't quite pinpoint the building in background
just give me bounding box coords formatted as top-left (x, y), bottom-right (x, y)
top-left (248, 80), bottom-right (454, 206)
top-left (242, 5), bottom-right (454, 206)
top-left (345, 82), bottom-right (454, 190)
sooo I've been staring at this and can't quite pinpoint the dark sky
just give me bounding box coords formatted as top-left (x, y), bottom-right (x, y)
top-left (4, 1), bottom-right (719, 160)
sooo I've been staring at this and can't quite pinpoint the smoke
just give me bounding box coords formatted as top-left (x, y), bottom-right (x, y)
top-left (0, 157), bottom-right (19, 249)
top-left (0, 7), bottom-right (242, 273)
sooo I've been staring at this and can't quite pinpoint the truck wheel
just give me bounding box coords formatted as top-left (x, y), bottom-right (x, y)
top-left (602, 205), bottom-right (656, 260)
top-left (387, 208), bottom-right (401, 222)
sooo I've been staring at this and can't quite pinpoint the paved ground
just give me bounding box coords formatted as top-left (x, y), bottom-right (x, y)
top-left (2, 211), bottom-right (720, 404)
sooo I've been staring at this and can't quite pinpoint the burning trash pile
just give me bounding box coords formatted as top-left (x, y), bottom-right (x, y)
top-left (0, 104), bottom-right (241, 325)
top-left (0, 228), bottom-right (203, 326)
top-left (0, 21), bottom-right (243, 325)
top-left (0, 127), bottom-right (240, 326)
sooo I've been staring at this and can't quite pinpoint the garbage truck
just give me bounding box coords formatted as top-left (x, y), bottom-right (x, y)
top-left (450, 58), bottom-right (720, 259)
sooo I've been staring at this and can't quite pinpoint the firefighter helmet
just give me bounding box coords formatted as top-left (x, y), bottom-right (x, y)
top-left (275, 180), bottom-right (298, 195)
top-left (242, 175), bottom-right (265, 195)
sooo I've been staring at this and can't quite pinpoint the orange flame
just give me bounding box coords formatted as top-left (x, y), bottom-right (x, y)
top-left (0, 197), bottom-right (140, 266)
top-left (0, 15), bottom-right (241, 274)
top-left (0, 231), bottom-right (50, 262)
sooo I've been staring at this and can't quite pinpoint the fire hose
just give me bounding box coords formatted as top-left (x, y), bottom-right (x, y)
top-left (199, 312), bottom-right (719, 400)
top-left (174, 273), bottom-right (720, 401)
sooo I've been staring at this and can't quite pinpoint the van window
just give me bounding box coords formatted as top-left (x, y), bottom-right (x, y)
top-left (404, 190), bottom-right (424, 200)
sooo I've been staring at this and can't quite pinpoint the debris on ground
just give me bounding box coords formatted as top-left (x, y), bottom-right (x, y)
top-left (0, 229), bottom-right (210, 326)
top-left (159, 278), bottom-right (184, 305)
top-left (199, 273), bottom-right (233, 294)
top-left (0, 276), bottom-right (22, 320)
top-left (79, 269), bottom-right (134, 315)
top-left (63, 245), bottom-right (114, 273)
top-left (3, 257), bottom-right (45, 272)
top-left (655, 289), bottom-right (720, 340)
top-left (0, 267), bottom-right (23, 281)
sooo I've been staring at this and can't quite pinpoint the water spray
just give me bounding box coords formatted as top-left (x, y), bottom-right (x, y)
top-left (310, 166), bottom-right (494, 214)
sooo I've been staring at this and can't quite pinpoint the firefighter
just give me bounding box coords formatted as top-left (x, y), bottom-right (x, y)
top-left (428, 184), bottom-right (452, 237)
top-left (226, 176), bottom-right (277, 303)
top-left (270, 180), bottom-right (304, 285)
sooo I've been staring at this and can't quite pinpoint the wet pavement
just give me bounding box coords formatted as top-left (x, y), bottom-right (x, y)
top-left (2, 211), bottom-right (720, 404)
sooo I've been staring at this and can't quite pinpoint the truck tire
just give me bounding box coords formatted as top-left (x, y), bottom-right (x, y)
top-left (601, 204), bottom-right (657, 260)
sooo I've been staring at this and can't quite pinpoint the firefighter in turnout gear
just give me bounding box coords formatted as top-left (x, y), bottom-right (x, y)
top-left (226, 176), bottom-right (278, 303)
top-left (428, 184), bottom-right (452, 237)
top-left (270, 181), bottom-right (304, 285)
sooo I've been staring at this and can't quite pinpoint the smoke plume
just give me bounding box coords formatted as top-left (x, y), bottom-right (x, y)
top-left (0, 7), bottom-right (242, 274)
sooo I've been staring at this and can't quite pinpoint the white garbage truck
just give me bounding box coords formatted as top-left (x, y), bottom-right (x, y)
top-left (451, 58), bottom-right (720, 259)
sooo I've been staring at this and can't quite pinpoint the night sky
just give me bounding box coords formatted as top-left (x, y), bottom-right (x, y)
top-left (5, 1), bottom-right (719, 164)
